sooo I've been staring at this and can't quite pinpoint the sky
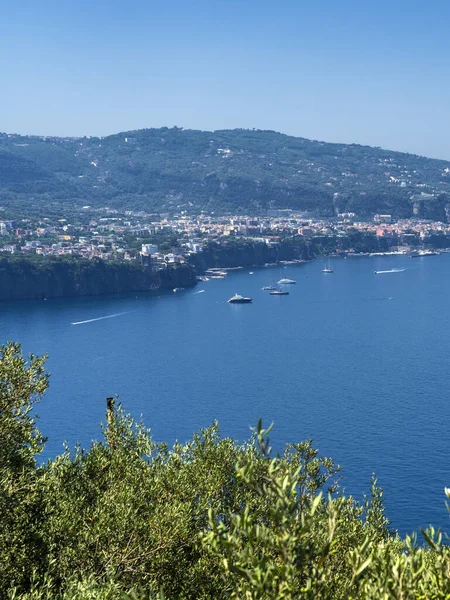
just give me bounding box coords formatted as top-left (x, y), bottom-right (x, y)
top-left (1, 0), bottom-right (450, 159)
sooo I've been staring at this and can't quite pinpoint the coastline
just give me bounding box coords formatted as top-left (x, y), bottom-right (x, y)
top-left (0, 258), bottom-right (197, 302)
top-left (2, 243), bottom-right (449, 303)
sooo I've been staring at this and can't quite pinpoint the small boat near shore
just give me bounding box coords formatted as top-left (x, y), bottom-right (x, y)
top-left (228, 293), bottom-right (252, 304)
top-left (173, 287), bottom-right (185, 292)
top-left (410, 250), bottom-right (440, 257)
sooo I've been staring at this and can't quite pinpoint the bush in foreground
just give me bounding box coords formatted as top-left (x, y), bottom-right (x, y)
top-left (1, 342), bottom-right (450, 599)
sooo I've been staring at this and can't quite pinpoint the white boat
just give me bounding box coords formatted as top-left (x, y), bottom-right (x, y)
top-left (277, 278), bottom-right (296, 284)
top-left (322, 259), bottom-right (333, 273)
top-left (173, 287), bottom-right (185, 292)
top-left (228, 293), bottom-right (252, 304)
top-left (410, 250), bottom-right (440, 257)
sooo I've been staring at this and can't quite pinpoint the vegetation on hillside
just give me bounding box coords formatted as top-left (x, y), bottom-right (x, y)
top-left (1, 128), bottom-right (450, 218)
top-left (0, 255), bottom-right (195, 301)
top-left (1, 342), bottom-right (450, 599)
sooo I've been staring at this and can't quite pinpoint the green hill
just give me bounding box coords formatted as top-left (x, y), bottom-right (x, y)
top-left (1, 127), bottom-right (450, 219)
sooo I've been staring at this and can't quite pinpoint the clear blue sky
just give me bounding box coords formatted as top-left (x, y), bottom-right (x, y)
top-left (1, 0), bottom-right (450, 159)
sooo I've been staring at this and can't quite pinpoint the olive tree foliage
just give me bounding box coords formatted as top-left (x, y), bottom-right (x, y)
top-left (202, 423), bottom-right (390, 600)
top-left (201, 427), bottom-right (450, 600)
top-left (0, 341), bottom-right (48, 471)
top-left (0, 342), bottom-right (49, 594)
top-left (1, 342), bottom-right (450, 599)
top-left (36, 410), bottom-right (341, 598)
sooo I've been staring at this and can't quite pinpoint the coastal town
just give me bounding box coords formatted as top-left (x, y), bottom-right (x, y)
top-left (1, 207), bottom-right (450, 267)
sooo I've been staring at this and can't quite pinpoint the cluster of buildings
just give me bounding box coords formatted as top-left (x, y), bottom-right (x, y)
top-left (1, 207), bottom-right (450, 263)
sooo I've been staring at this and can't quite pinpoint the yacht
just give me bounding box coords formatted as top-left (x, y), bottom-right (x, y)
top-left (262, 285), bottom-right (277, 291)
top-left (322, 259), bottom-right (333, 273)
top-left (410, 250), bottom-right (440, 257)
top-left (277, 278), bottom-right (296, 284)
top-left (270, 289), bottom-right (289, 296)
top-left (228, 293), bottom-right (252, 304)
top-left (322, 258), bottom-right (333, 273)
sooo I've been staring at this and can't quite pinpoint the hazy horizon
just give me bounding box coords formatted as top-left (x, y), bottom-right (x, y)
top-left (2, 0), bottom-right (450, 160)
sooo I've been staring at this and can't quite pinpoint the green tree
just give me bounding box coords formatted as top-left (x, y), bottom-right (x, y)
top-left (0, 342), bottom-right (48, 471)
top-left (0, 342), bottom-right (49, 594)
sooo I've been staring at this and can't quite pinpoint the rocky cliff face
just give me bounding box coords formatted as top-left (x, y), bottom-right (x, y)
top-left (188, 239), bottom-right (314, 272)
top-left (0, 257), bottom-right (196, 301)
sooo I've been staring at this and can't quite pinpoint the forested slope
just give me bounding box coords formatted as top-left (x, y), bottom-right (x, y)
top-left (1, 127), bottom-right (450, 219)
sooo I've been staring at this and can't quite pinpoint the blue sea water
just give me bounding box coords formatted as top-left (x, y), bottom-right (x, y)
top-left (1, 254), bottom-right (450, 536)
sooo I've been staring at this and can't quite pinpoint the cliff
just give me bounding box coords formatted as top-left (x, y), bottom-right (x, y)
top-left (0, 256), bottom-right (196, 301)
top-left (188, 238), bottom-right (315, 272)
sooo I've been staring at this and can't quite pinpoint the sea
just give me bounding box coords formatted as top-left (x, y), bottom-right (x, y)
top-left (1, 253), bottom-right (450, 537)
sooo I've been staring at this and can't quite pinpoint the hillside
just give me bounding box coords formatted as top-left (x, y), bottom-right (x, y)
top-left (1, 127), bottom-right (450, 219)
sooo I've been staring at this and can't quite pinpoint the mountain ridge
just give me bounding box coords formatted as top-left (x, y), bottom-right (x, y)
top-left (1, 127), bottom-right (449, 220)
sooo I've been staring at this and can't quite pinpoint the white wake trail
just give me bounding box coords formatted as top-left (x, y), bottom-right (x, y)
top-left (71, 312), bottom-right (129, 325)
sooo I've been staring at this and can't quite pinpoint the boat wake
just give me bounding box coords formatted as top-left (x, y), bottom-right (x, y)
top-left (373, 268), bottom-right (405, 274)
top-left (311, 296), bottom-right (393, 305)
top-left (71, 312), bottom-right (129, 325)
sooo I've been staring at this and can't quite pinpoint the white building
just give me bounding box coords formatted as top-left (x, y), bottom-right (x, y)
top-left (141, 244), bottom-right (158, 255)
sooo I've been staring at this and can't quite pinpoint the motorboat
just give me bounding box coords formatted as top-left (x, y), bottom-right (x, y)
top-left (228, 293), bottom-right (252, 304)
